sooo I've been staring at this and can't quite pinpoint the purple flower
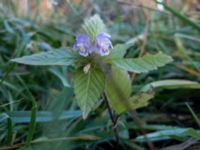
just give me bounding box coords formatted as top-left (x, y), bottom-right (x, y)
top-left (73, 32), bottom-right (112, 57)
top-left (73, 34), bottom-right (91, 57)
top-left (95, 32), bottom-right (113, 56)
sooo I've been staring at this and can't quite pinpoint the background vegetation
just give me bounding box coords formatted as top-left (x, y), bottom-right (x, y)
top-left (0, 0), bottom-right (200, 149)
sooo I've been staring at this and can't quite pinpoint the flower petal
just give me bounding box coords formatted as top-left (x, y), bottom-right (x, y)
top-left (74, 34), bottom-right (91, 57)
top-left (95, 32), bottom-right (112, 56)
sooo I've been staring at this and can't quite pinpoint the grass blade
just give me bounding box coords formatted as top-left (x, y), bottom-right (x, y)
top-left (156, 0), bottom-right (200, 33)
top-left (25, 101), bottom-right (37, 145)
top-left (6, 117), bottom-right (13, 144)
top-left (186, 103), bottom-right (200, 128)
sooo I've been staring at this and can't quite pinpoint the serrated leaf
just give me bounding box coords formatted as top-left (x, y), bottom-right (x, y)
top-left (112, 52), bottom-right (173, 73)
top-left (11, 49), bottom-right (77, 66)
top-left (81, 14), bottom-right (106, 40)
top-left (105, 67), bottom-right (154, 114)
top-left (103, 43), bottom-right (133, 62)
top-left (141, 79), bottom-right (200, 92)
top-left (124, 92), bottom-right (154, 113)
top-left (74, 67), bottom-right (104, 119)
top-left (105, 67), bottom-right (131, 114)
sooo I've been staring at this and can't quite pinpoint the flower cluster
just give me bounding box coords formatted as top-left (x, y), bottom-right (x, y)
top-left (73, 32), bottom-right (113, 57)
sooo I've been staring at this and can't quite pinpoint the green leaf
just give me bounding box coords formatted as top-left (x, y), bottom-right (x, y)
top-left (136, 127), bottom-right (199, 142)
top-left (74, 67), bottom-right (104, 119)
top-left (105, 67), bottom-right (154, 114)
top-left (103, 43), bottom-right (133, 62)
top-left (186, 128), bottom-right (200, 140)
top-left (141, 80), bottom-right (200, 92)
top-left (1, 111), bottom-right (81, 123)
top-left (126, 123), bottom-right (180, 131)
top-left (113, 91), bottom-right (154, 114)
top-left (112, 52), bottom-right (173, 73)
top-left (126, 92), bottom-right (154, 112)
top-left (81, 14), bottom-right (106, 41)
top-left (11, 49), bottom-right (77, 66)
top-left (25, 101), bottom-right (37, 146)
top-left (105, 67), bottom-right (131, 114)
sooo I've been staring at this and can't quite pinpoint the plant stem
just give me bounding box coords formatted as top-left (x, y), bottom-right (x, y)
top-left (103, 93), bottom-right (120, 146)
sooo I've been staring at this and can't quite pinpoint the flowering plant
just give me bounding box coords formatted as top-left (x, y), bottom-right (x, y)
top-left (12, 14), bottom-right (173, 119)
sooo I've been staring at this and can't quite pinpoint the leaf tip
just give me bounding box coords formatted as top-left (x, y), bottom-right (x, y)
top-left (10, 58), bottom-right (20, 63)
top-left (82, 110), bottom-right (89, 120)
